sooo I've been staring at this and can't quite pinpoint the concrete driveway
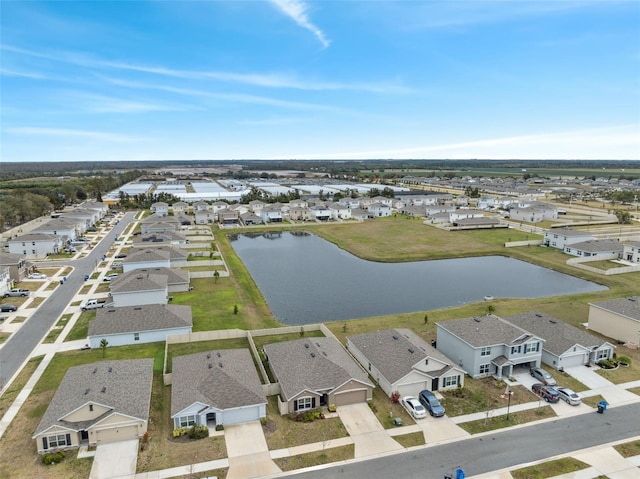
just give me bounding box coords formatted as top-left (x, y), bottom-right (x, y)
top-left (224, 421), bottom-right (281, 479)
top-left (564, 366), bottom-right (639, 406)
top-left (416, 414), bottom-right (470, 444)
top-left (90, 439), bottom-right (139, 479)
top-left (337, 403), bottom-right (403, 458)
top-left (564, 365), bottom-right (614, 389)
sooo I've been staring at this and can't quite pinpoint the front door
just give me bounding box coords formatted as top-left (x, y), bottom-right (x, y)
top-left (80, 430), bottom-right (89, 442)
top-left (431, 377), bottom-right (439, 391)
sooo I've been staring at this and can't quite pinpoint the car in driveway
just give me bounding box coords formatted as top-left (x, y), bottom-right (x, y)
top-left (5, 288), bottom-right (30, 297)
top-left (114, 253), bottom-right (127, 259)
top-left (401, 396), bottom-right (427, 419)
top-left (0, 304), bottom-right (18, 312)
top-left (103, 274), bottom-right (119, 282)
top-left (557, 387), bottom-right (581, 406)
top-left (28, 273), bottom-right (47, 280)
top-left (530, 367), bottom-right (556, 386)
top-left (418, 390), bottom-right (446, 417)
top-left (531, 383), bottom-right (560, 403)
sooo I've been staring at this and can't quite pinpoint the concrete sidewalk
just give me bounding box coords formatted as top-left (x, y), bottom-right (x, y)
top-left (337, 403), bottom-right (403, 458)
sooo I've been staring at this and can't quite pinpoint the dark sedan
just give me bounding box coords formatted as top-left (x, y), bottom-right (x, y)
top-left (0, 304), bottom-right (18, 312)
top-left (532, 383), bottom-right (560, 403)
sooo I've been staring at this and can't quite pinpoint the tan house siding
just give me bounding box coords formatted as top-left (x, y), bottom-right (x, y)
top-left (64, 403), bottom-right (111, 422)
top-left (588, 307), bottom-right (640, 347)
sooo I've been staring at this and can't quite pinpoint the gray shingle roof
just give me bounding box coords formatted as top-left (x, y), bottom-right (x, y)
top-left (589, 296), bottom-right (640, 322)
top-left (436, 315), bottom-right (536, 347)
top-left (89, 304), bottom-right (192, 336)
top-left (128, 267), bottom-right (189, 286)
top-left (34, 359), bottom-right (154, 436)
top-left (171, 349), bottom-right (266, 415)
top-left (347, 328), bottom-right (454, 384)
top-left (263, 337), bottom-right (372, 401)
top-left (504, 312), bottom-right (609, 356)
top-left (546, 228), bottom-right (592, 237)
top-left (567, 239), bottom-right (623, 253)
top-left (125, 248), bottom-right (171, 263)
top-left (110, 272), bottom-right (168, 293)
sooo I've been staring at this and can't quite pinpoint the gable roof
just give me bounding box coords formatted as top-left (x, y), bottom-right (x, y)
top-left (263, 337), bottom-right (372, 401)
top-left (589, 296), bottom-right (640, 322)
top-left (127, 267), bottom-right (189, 286)
top-left (34, 359), bottom-right (153, 436)
top-left (546, 228), bottom-right (592, 237)
top-left (89, 304), bottom-right (192, 336)
top-left (348, 328), bottom-right (457, 384)
top-left (437, 315), bottom-right (537, 347)
top-left (9, 233), bottom-right (61, 243)
top-left (566, 239), bottom-right (623, 253)
top-left (125, 248), bottom-right (171, 263)
top-left (110, 272), bottom-right (168, 293)
top-left (503, 312), bottom-right (610, 356)
top-left (171, 349), bottom-right (266, 415)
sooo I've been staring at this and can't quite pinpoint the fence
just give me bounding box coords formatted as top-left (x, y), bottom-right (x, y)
top-left (566, 254), bottom-right (640, 275)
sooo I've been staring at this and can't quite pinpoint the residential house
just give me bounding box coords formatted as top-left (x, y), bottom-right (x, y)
top-left (110, 272), bottom-right (169, 307)
top-left (150, 202), bottom-right (169, 216)
top-left (79, 201), bottom-right (109, 216)
top-left (0, 265), bottom-right (11, 297)
top-left (288, 205), bottom-right (312, 221)
top-left (130, 267), bottom-right (190, 293)
top-left (509, 204), bottom-right (558, 223)
top-left (260, 206), bottom-right (283, 223)
top-left (32, 217), bottom-right (80, 239)
top-left (503, 312), bottom-right (614, 369)
top-left (309, 205), bottom-right (331, 221)
top-left (249, 200), bottom-right (267, 214)
top-left (171, 349), bottom-right (267, 429)
top-left (7, 233), bottom-right (64, 259)
top-left (88, 304), bottom-right (192, 348)
top-left (218, 210), bottom-right (240, 226)
top-left (543, 228), bottom-right (593, 250)
top-left (400, 205), bottom-right (427, 217)
top-left (172, 201), bottom-right (189, 214)
top-left (563, 239), bottom-right (623, 258)
top-left (122, 248), bottom-right (171, 272)
top-left (0, 252), bottom-right (30, 283)
top-left (623, 242), bottom-right (640, 263)
top-left (32, 359), bottom-right (153, 453)
top-left (350, 208), bottom-right (369, 221)
top-left (195, 210), bottom-right (217, 224)
top-left (367, 202), bottom-right (392, 217)
top-left (132, 231), bottom-right (189, 249)
top-left (59, 209), bottom-right (101, 229)
top-left (436, 315), bottom-right (544, 379)
top-left (588, 296), bottom-right (640, 347)
top-left (263, 337), bottom-right (373, 414)
top-left (140, 214), bottom-right (180, 234)
top-left (347, 329), bottom-right (465, 397)
top-left (328, 203), bottom-right (351, 220)
top-left (193, 201), bottom-right (210, 212)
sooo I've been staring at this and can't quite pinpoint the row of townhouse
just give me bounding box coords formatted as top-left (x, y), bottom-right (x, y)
top-left (543, 228), bottom-right (640, 261)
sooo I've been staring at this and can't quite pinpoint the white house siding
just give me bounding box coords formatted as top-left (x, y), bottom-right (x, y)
top-left (111, 290), bottom-right (168, 307)
top-left (89, 327), bottom-right (191, 348)
top-left (8, 237), bottom-right (62, 259)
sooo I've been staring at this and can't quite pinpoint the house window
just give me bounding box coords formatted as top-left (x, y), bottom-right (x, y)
top-left (597, 349), bottom-right (608, 360)
top-left (47, 434), bottom-right (70, 449)
top-left (479, 364), bottom-right (490, 375)
top-left (89, 404), bottom-right (93, 412)
top-left (480, 347), bottom-right (491, 357)
top-left (525, 342), bottom-right (539, 353)
top-left (134, 332), bottom-right (140, 341)
top-left (511, 345), bottom-right (521, 354)
top-left (295, 397), bottom-right (315, 411)
top-left (443, 375), bottom-right (458, 387)
top-left (179, 415), bottom-right (196, 427)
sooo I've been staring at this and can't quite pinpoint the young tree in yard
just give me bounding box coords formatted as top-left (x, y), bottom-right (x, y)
top-left (233, 304), bottom-right (239, 315)
top-left (486, 304), bottom-right (496, 316)
top-left (100, 338), bottom-right (109, 358)
top-left (213, 270), bottom-right (220, 282)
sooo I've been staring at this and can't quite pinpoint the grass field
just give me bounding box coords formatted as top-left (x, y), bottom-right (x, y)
top-left (511, 457), bottom-right (590, 479)
top-left (458, 405), bottom-right (556, 434)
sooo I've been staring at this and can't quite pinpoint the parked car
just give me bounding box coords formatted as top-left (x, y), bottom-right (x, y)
top-left (557, 387), bottom-right (581, 406)
top-left (5, 288), bottom-right (30, 297)
top-left (86, 227), bottom-right (97, 232)
top-left (418, 390), bottom-right (446, 417)
top-left (0, 304), bottom-right (18, 312)
top-left (531, 383), bottom-right (560, 403)
top-left (401, 396), bottom-right (427, 419)
top-left (530, 367), bottom-right (556, 386)
top-left (103, 274), bottom-right (119, 282)
top-left (114, 253), bottom-right (127, 259)
top-left (28, 273), bottom-right (47, 280)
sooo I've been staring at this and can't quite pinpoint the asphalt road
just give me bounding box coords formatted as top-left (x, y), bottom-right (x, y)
top-left (0, 212), bottom-right (135, 389)
top-left (291, 402), bottom-right (640, 479)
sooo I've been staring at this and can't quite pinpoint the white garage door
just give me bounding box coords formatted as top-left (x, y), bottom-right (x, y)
top-left (560, 353), bottom-right (587, 368)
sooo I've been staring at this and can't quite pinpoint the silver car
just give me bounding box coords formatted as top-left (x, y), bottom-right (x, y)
top-left (530, 367), bottom-right (556, 386)
top-left (557, 387), bottom-right (581, 406)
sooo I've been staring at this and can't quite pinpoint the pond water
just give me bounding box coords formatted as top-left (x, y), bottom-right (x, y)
top-left (230, 231), bottom-right (607, 324)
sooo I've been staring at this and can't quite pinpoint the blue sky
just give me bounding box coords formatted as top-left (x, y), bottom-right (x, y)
top-left (1, 0), bottom-right (639, 162)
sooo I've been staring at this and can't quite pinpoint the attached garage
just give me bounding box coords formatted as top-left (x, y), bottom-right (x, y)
top-left (94, 425), bottom-right (140, 444)
top-left (333, 389), bottom-right (368, 406)
top-left (559, 352), bottom-right (588, 368)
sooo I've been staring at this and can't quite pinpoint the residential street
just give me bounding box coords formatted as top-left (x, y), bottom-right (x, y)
top-left (0, 212), bottom-right (134, 390)
top-left (286, 402), bottom-right (640, 479)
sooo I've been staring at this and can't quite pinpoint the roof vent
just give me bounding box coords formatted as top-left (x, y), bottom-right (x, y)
top-left (134, 307), bottom-right (142, 310)
top-left (304, 343), bottom-right (309, 348)
top-left (101, 387), bottom-right (106, 393)
top-left (93, 368), bottom-right (97, 374)
top-left (322, 351), bottom-right (327, 357)
top-left (84, 388), bottom-right (90, 395)
top-left (207, 353), bottom-right (211, 359)
top-left (108, 309), bottom-right (116, 312)
top-left (549, 319), bottom-right (557, 324)
top-left (315, 342), bottom-right (320, 347)
top-left (108, 367), bottom-right (112, 372)
top-left (310, 352), bottom-right (316, 358)
top-left (408, 348), bottom-right (415, 354)
top-left (629, 298), bottom-right (636, 302)
top-left (217, 352), bottom-right (221, 358)
top-left (208, 363), bottom-right (212, 369)
top-left (474, 317), bottom-right (481, 323)
top-left (218, 362), bottom-right (223, 368)
top-left (535, 313), bottom-right (543, 318)
top-left (392, 335), bottom-right (399, 340)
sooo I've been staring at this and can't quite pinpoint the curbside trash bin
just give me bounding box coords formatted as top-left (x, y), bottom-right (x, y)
top-left (84, 274), bottom-right (89, 281)
top-left (597, 401), bottom-right (607, 414)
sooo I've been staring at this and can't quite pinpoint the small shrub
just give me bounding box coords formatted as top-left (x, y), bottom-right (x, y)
top-left (42, 451), bottom-right (66, 465)
top-left (172, 427), bottom-right (190, 437)
top-left (188, 425), bottom-right (209, 439)
top-left (260, 417), bottom-right (267, 426)
top-left (215, 424), bottom-right (224, 431)
top-left (617, 355), bottom-right (631, 366)
top-left (390, 391), bottom-right (401, 403)
top-left (327, 404), bottom-right (337, 413)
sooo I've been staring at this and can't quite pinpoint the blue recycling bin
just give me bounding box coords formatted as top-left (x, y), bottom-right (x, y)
top-left (84, 274), bottom-right (89, 281)
top-left (456, 468), bottom-right (465, 479)
top-left (597, 401), bottom-right (607, 414)
top-left (63, 276), bottom-right (67, 282)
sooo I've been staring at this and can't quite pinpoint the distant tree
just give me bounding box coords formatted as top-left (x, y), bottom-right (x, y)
top-left (424, 314), bottom-right (429, 325)
top-left (96, 191), bottom-right (103, 202)
top-left (233, 304), bottom-right (239, 315)
top-left (100, 338), bottom-right (109, 358)
top-left (614, 209), bottom-right (632, 224)
top-left (486, 304), bottom-right (496, 316)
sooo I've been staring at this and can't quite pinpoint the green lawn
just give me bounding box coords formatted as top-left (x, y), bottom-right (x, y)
top-left (65, 311), bottom-right (95, 341)
top-left (458, 405), bottom-right (556, 434)
top-left (511, 457), bottom-right (590, 479)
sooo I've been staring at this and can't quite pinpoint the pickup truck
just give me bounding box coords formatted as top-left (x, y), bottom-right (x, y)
top-left (5, 288), bottom-right (30, 297)
top-left (81, 299), bottom-right (107, 311)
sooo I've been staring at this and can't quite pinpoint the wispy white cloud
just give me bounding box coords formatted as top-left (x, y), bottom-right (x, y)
top-left (268, 0), bottom-right (330, 48)
top-left (0, 68), bottom-right (49, 80)
top-left (286, 125), bottom-right (640, 160)
top-left (67, 92), bottom-right (195, 114)
top-left (5, 127), bottom-right (145, 142)
top-left (239, 116), bottom-right (309, 126)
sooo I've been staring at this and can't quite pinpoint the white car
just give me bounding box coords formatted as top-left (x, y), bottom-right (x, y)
top-left (402, 396), bottom-right (427, 419)
top-left (28, 273), bottom-right (47, 280)
top-left (103, 274), bottom-right (119, 282)
top-left (557, 387), bottom-right (581, 406)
